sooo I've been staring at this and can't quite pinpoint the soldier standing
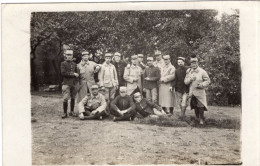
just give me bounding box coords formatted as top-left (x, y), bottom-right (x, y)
top-left (124, 55), bottom-right (142, 96)
top-left (60, 50), bottom-right (79, 118)
top-left (159, 54), bottom-right (176, 114)
top-left (184, 55), bottom-right (210, 124)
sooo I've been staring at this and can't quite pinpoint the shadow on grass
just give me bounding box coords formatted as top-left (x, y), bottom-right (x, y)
top-left (134, 115), bottom-right (240, 129)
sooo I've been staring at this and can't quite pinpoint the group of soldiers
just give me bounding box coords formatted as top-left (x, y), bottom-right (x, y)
top-left (61, 49), bottom-right (210, 124)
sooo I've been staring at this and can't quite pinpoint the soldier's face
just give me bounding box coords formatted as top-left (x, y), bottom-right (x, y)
top-left (138, 57), bottom-right (143, 62)
top-left (120, 91), bottom-right (127, 97)
top-left (82, 55), bottom-right (89, 61)
top-left (147, 60), bottom-right (153, 66)
top-left (96, 52), bottom-right (101, 57)
top-left (134, 96), bottom-right (142, 102)
top-left (114, 56), bottom-right (121, 62)
top-left (105, 57), bottom-right (112, 63)
top-left (164, 58), bottom-right (170, 65)
top-left (131, 59), bottom-right (137, 65)
top-left (156, 55), bottom-right (162, 61)
top-left (177, 60), bottom-right (185, 66)
top-left (92, 88), bottom-right (99, 96)
top-left (191, 62), bottom-right (198, 69)
top-left (65, 54), bottom-right (73, 61)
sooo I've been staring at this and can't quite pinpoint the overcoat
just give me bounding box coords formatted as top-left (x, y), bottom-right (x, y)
top-left (77, 60), bottom-right (99, 102)
top-left (159, 63), bottom-right (176, 107)
top-left (184, 67), bottom-right (210, 110)
top-left (123, 65), bottom-right (142, 95)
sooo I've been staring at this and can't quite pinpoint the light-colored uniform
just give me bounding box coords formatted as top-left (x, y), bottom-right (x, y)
top-left (123, 65), bottom-right (142, 95)
top-left (159, 63), bottom-right (176, 107)
top-left (99, 63), bottom-right (118, 101)
top-left (184, 67), bottom-right (210, 110)
top-left (77, 60), bottom-right (100, 102)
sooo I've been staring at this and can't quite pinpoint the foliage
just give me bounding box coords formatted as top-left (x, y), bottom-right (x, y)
top-left (30, 10), bottom-right (241, 105)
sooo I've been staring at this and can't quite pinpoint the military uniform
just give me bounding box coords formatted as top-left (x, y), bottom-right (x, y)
top-left (78, 87), bottom-right (108, 120)
top-left (60, 50), bottom-right (79, 118)
top-left (124, 64), bottom-right (142, 96)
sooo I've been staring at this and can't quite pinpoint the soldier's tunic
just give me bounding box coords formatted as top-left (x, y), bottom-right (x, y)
top-left (77, 60), bottom-right (99, 102)
top-left (184, 67), bottom-right (210, 110)
top-left (61, 60), bottom-right (79, 102)
top-left (110, 95), bottom-right (136, 118)
top-left (123, 65), bottom-right (142, 95)
top-left (99, 63), bottom-right (118, 101)
top-left (78, 93), bottom-right (107, 115)
top-left (135, 98), bottom-right (162, 117)
top-left (159, 63), bottom-right (176, 107)
top-left (112, 60), bottom-right (127, 86)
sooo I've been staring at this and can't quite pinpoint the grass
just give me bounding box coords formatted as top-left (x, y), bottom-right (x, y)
top-left (134, 114), bottom-right (240, 129)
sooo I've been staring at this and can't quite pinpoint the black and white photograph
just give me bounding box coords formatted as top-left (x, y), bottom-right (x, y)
top-left (2, 2), bottom-right (260, 166)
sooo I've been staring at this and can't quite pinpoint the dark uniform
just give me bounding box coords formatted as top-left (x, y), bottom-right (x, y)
top-left (110, 95), bottom-right (136, 121)
top-left (61, 60), bottom-right (79, 117)
top-left (135, 98), bottom-right (162, 117)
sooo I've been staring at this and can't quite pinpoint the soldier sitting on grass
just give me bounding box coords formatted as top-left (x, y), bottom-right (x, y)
top-left (110, 86), bottom-right (136, 121)
top-left (78, 85), bottom-right (108, 120)
top-left (133, 92), bottom-right (165, 118)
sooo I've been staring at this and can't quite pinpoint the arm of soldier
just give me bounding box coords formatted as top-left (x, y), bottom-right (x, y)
top-left (61, 62), bottom-right (75, 77)
top-left (110, 96), bottom-right (120, 112)
top-left (78, 96), bottom-right (89, 114)
top-left (184, 69), bottom-right (192, 85)
top-left (98, 65), bottom-right (105, 87)
top-left (124, 96), bottom-right (136, 113)
top-left (162, 67), bottom-right (175, 83)
top-left (146, 98), bottom-right (162, 111)
top-left (200, 70), bottom-right (211, 88)
top-left (113, 66), bottom-right (119, 87)
top-left (95, 95), bottom-right (107, 113)
top-left (123, 67), bottom-right (134, 83)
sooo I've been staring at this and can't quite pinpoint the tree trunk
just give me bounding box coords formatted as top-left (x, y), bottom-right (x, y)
top-left (31, 52), bottom-right (39, 91)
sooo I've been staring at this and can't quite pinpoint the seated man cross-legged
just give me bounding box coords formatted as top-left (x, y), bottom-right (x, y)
top-left (110, 86), bottom-right (136, 121)
top-left (78, 85), bottom-right (108, 120)
top-left (133, 92), bottom-right (165, 118)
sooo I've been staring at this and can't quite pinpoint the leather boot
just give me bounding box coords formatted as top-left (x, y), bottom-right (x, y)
top-left (69, 99), bottom-right (77, 117)
top-left (199, 107), bottom-right (205, 125)
top-left (62, 101), bottom-right (68, 118)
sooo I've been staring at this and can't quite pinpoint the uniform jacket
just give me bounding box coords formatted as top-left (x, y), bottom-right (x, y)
top-left (111, 95), bottom-right (136, 112)
top-left (143, 65), bottom-right (161, 89)
top-left (99, 63), bottom-right (118, 88)
top-left (61, 60), bottom-right (79, 86)
top-left (123, 64), bottom-right (142, 95)
top-left (172, 66), bottom-right (189, 94)
top-left (184, 66), bottom-right (210, 109)
top-left (77, 60), bottom-right (100, 89)
top-left (78, 93), bottom-right (107, 114)
top-left (135, 98), bottom-right (162, 117)
top-left (160, 63), bottom-right (175, 85)
top-left (112, 60), bottom-right (127, 86)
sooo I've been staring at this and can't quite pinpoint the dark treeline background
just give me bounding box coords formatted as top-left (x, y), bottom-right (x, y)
top-left (30, 10), bottom-right (240, 106)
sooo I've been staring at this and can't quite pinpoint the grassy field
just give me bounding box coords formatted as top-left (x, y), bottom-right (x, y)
top-left (31, 94), bottom-right (241, 165)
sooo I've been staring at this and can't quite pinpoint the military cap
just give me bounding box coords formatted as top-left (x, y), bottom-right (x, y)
top-left (131, 55), bottom-right (138, 60)
top-left (147, 57), bottom-right (154, 61)
top-left (154, 50), bottom-right (162, 56)
top-left (163, 55), bottom-right (171, 60)
top-left (65, 50), bottom-right (73, 55)
top-left (105, 53), bottom-right (112, 57)
top-left (82, 51), bottom-right (89, 55)
top-left (119, 86), bottom-right (127, 92)
top-left (91, 85), bottom-right (99, 89)
top-left (133, 92), bottom-right (142, 98)
top-left (177, 57), bottom-right (185, 61)
top-left (114, 52), bottom-right (121, 57)
top-left (138, 54), bottom-right (144, 58)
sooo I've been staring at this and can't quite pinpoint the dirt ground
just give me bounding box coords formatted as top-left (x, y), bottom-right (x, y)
top-left (31, 94), bottom-right (241, 165)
